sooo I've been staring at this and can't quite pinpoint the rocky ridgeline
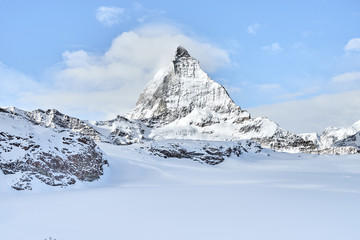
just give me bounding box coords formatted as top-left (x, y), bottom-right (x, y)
top-left (147, 140), bottom-right (264, 165)
top-left (0, 107), bottom-right (107, 190)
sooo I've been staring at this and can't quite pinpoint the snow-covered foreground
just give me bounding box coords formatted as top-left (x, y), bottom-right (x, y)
top-left (1, 142), bottom-right (360, 240)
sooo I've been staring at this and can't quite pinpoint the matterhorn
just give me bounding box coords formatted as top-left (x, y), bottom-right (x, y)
top-left (128, 46), bottom-right (250, 124)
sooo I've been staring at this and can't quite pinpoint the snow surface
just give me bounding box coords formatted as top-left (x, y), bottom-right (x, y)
top-left (1, 142), bottom-right (360, 240)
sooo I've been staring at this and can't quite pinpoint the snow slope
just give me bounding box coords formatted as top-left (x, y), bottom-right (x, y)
top-left (1, 142), bottom-right (360, 240)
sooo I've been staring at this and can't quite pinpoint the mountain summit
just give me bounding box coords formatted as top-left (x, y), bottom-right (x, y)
top-left (174, 45), bottom-right (191, 58)
top-left (127, 46), bottom-right (250, 124)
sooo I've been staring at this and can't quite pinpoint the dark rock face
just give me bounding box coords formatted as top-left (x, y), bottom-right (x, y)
top-left (0, 108), bottom-right (108, 190)
top-left (333, 132), bottom-right (360, 149)
top-left (147, 140), bottom-right (263, 165)
top-left (174, 46), bottom-right (191, 59)
top-left (251, 131), bottom-right (319, 154)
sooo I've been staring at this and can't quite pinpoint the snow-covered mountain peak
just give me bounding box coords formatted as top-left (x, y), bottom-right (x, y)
top-left (174, 45), bottom-right (191, 59)
top-left (127, 46), bottom-right (250, 124)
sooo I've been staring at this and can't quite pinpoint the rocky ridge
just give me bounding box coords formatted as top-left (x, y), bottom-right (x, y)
top-left (0, 107), bottom-right (108, 190)
top-left (147, 140), bottom-right (265, 165)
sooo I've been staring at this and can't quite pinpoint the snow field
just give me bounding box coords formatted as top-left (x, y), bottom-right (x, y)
top-left (1, 143), bottom-right (360, 240)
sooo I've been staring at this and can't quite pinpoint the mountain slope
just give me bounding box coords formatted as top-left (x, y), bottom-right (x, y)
top-left (128, 46), bottom-right (250, 124)
top-left (0, 107), bottom-right (108, 190)
top-left (300, 120), bottom-right (360, 154)
top-left (127, 46), bottom-right (319, 153)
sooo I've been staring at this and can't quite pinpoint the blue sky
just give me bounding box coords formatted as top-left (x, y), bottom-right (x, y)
top-left (1, 0), bottom-right (360, 133)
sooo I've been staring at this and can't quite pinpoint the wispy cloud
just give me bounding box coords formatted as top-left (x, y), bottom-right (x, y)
top-left (344, 38), bottom-right (360, 51)
top-left (247, 23), bottom-right (260, 35)
top-left (96, 4), bottom-right (165, 27)
top-left (275, 86), bottom-right (319, 100)
top-left (96, 6), bottom-right (126, 27)
top-left (0, 62), bottom-right (40, 108)
top-left (292, 42), bottom-right (305, 50)
top-left (262, 42), bottom-right (282, 52)
top-left (249, 90), bottom-right (360, 134)
top-left (133, 2), bottom-right (165, 23)
top-left (18, 24), bottom-right (230, 119)
top-left (332, 72), bottom-right (360, 83)
top-left (254, 83), bottom-right (318, 101)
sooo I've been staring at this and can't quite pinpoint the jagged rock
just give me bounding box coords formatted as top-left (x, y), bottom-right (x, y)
top-left (28, 109), bottom-right (103, 141)
top-left (127, 46), bottom-right (250, 125)
top-left (3, 107), bottom-right (103, 141)
top-left (0, 107), bottom-right (108, 190)
top-left (92, 115), bottom-right (146, 145)
top-left (147, 140), bottom-right (264, 165)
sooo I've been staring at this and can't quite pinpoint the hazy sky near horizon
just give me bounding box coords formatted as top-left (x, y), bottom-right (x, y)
top-left (1, 0), bottom-right (360, 133)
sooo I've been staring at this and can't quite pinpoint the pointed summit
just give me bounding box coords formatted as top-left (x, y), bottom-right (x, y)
top-left (172, 45), bottom-right (200, 78)
top-left (128, 47), bottom-right (250, 124)
top-left (175, 46), bottom-right (191, 59)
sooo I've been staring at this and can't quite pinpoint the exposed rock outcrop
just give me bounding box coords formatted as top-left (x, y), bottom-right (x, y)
top-left (0, 107), bottom-right (108, 190)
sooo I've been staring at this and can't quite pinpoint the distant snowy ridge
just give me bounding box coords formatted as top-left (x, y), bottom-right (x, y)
top-left (300, 120), bottom-right (360, 153)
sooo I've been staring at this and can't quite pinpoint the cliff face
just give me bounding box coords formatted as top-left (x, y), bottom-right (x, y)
top-left (0, 107), bottom-right (108, 190)
top-left (127, 46), bottom-right (250, 124)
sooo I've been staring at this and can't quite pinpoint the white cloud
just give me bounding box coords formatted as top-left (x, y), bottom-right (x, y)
top-left (344, 38), bottom-right (360, 52)
top-left (249, 90), bottom-right (360, 134)
top-left (96, 6), bottom-right (125, 27)
top-left (96, 4), bottom-right (164, 27)
top-left (21, 24), bottom-right (230, 120)
top-left (247, 23), bottom-right (260, 35)
top-left (262, 42), bottom-right (282, 52)
top-left (332, 72), bottom-right (360, 83)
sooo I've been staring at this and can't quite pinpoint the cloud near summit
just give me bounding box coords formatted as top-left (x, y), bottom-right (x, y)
top-left (21, 24), bottom-right (231, 120)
